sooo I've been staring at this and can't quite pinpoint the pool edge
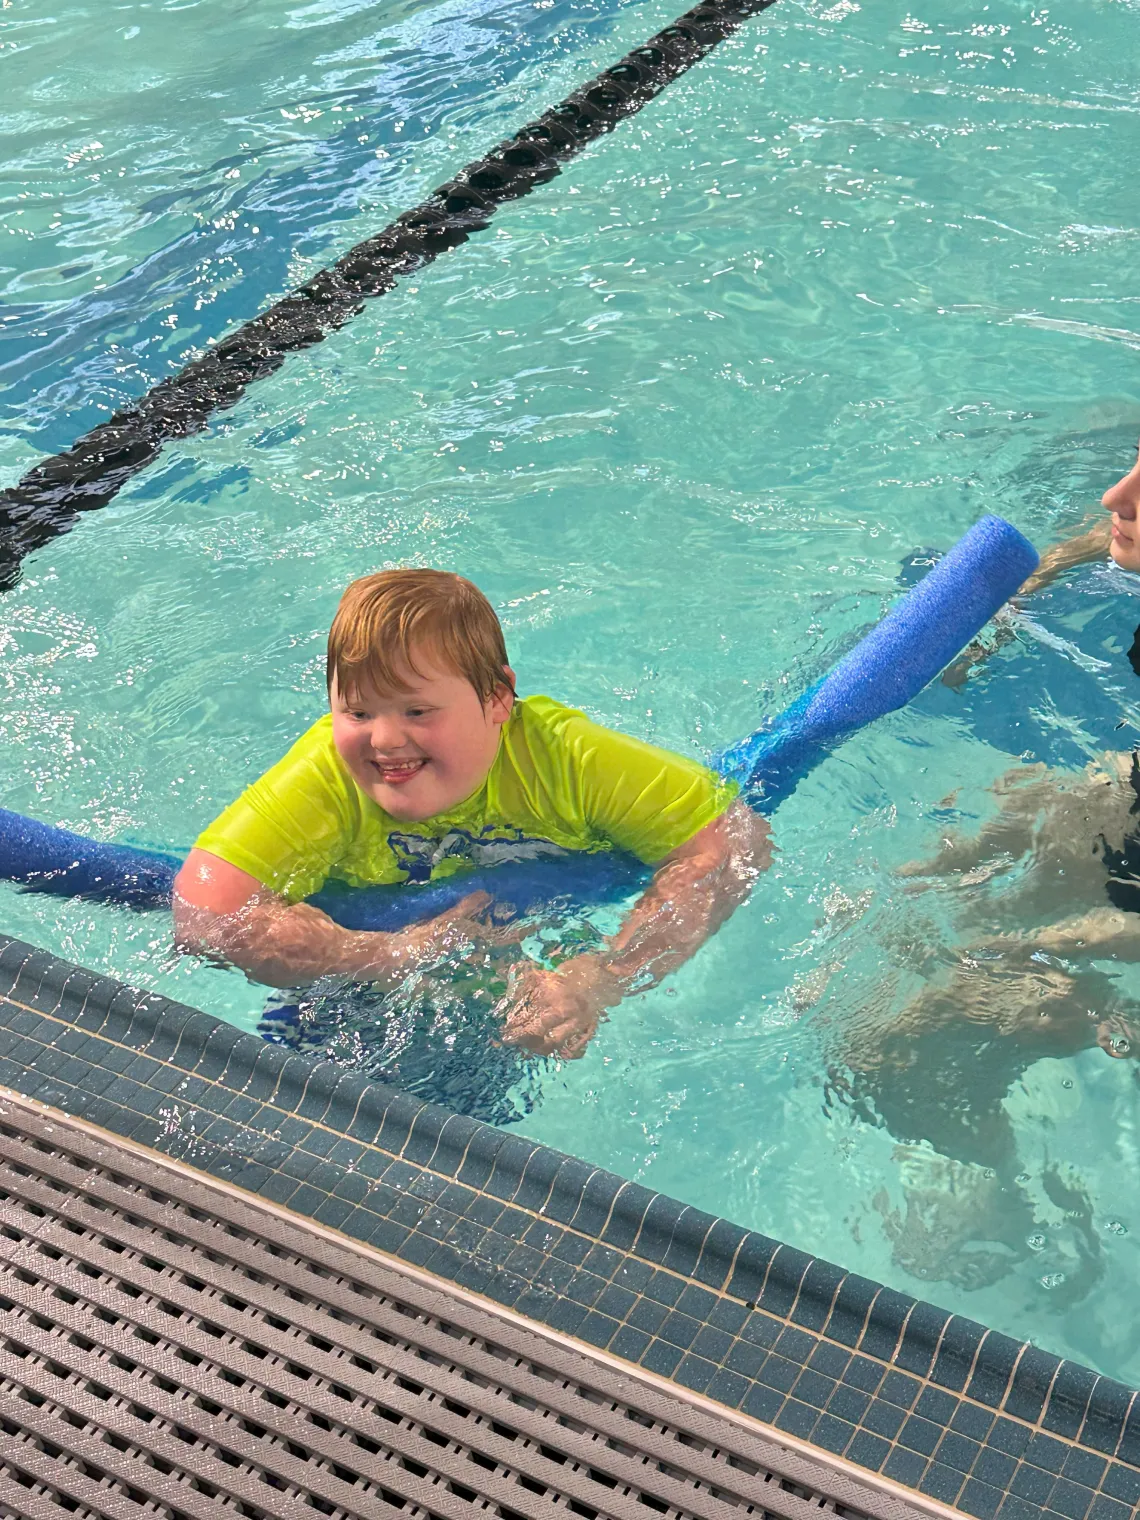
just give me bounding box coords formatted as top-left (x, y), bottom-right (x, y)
top-left (0, 931), bottom-right (1136, 1520)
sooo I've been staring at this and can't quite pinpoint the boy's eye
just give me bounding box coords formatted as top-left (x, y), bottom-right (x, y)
top-left (407, 707), bottom-right (431, 719)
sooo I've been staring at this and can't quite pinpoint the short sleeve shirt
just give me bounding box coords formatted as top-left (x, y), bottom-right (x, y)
top-left (194, 695), bottom-right (738, 902)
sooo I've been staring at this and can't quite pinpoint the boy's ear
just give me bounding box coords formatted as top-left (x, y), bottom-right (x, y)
top-left (489, 667), bottom-right (517, 722)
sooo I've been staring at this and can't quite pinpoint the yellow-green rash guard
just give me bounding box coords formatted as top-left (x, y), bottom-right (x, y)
top-left (194, 695), bottom-right (738, 903)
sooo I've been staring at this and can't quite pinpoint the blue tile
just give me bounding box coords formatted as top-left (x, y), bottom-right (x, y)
top-left (898, 1415), bottom-right (942, 1457)
top-left (633, 1193), bottom-right (688, 1265)
top-left (742, 1384), bottom-right (784, 1426)
top-left (628, 1300), bottom-right (668, 1336)
top-left (739, 1311), bottom-right (780, 1349)
top-left (599, 1182), bottom-right (650, 1252)
top-left (935, 1431), bottom-right (981, 1475)
top-left (1100, 1463), bottom-right (1140, 1507)
top-left (617, 1325), bottom-right (650, 1361)
top-left (577, 1312), bottom-right (620, 1350)
top-left (1024, 1431), bottom-right (1069, 1475)
top-left (641, 1339), bottom-right (684, 1378)
top-left (692, 1325), bottom-right (732, 1364)
top-left (812, 1415), bottom-right (855, 1456)
top-left (807, 1341), bottom-right (850, 1380)
top-left (567, 1169), bottom-right (622, 1239)
top-left (882, 1446), bottom-right (927, 1489)
top-left (774, 1400), bottom-right (819, 1440)
top-left (932, 1317), bottom-right (986, 1393)
top-left (1117, 1397), bottom-right (1140, 1468)
top-left (967, 1332), bottom-right (1023, 1410)
top-left (1005, 1346), bottom-right (1061, 1426)
top-left (951, 1402), bottom-right (995, 1442)
top-left (705, 1370), bottom-right (749, 1410)
top-left (843, 1355), bottom-right (886, 1395)
top-left (1044, 1363), bottom-right (1099, 1442)
top-left (988, 1417), bottom-right (1031, 1459)
top-left (791, 1259), bottom-right (846, 1332)
top-left (1079, 1380), bottom-right (1132, 1458)
top-left (1010, 1462), bottom-right (1056, 1506)
top-left (661, 1208), bottom-right (717, 1279)
top-left (1088, 1496), bottom-right (1132, 1520)
top-left (920, 1461), bottom-right (966, 1506)
top-left (756, 1355), bottom-right (799, 1394)
top-left (612, 1257), bottom-right (655, 1297)
top-left (658, 1312), bottom-right (701, 1351)
top-left (1059, 1449), bottom-right (1105, 1490)
top-left (544, 1298), bottom-right (589, 1337)
top-left (595, 1284), bottom-right (637, 1322)
top-left (758, 1245), bottom-right (812, 1319)
top-left (846, 1431), bottom-right (890, 1474)
top-left (791, 1369), bottom-right (836, 1411)
top-left (880, 1370), bottom-right (921, 1410)
top-left (1047, 1478), bottom-right (1095, 1520)
top-left (676, 1283), bottom-right (717, 1323)
top-left (725, 1340), bottom-right (766, 1380)
top-left (693, 1217), bottom-right (749, 1291)
top-left (917, 1385), bottom-right (957, 1425)
top-left (995, 1493), bottom-right (1041, 1520)
top-left (643, 1271), bottom-right (685, 1308)
top-left (726, 1232), bottom-right (781, 1307)
top-left (773, 1324), bottom-right (814, 1364)
top-left (859, 1288), bottom-right (915, 1362)
top-left (862, 1400), bottom-right (905, 1441)
top-left (674, 1356), bottom-right (718, 1394)
top-left (827, 1385), bottom-right (870, 1424)
top-left (958, 1479), bottom-right (1003, 1520)
top-left (896, 1302), bottom-right (951, 1378)
top-left (541, 1156), bottom-right (597, 1226)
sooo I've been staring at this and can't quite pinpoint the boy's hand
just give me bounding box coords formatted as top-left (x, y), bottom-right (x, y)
top-left (498, 956), bottom-right (623, 1059)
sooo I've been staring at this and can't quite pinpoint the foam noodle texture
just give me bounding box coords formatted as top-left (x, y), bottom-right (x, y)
top-left (0, 514), bottom-right (1037, 932)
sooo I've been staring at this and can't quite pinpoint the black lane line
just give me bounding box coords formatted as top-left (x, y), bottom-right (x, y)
top-left (0, 0), bottom-right (778, 589)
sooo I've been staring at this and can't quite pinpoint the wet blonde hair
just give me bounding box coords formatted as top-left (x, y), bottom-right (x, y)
top-left (327, 568), bottom-right (513, 704)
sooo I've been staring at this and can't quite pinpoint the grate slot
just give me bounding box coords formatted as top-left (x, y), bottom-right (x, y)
top-left (0, 1098), bottom-right (933, 1520)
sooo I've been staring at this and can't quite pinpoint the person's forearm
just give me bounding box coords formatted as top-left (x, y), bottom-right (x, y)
top-left (173, 897), bottom-right (414, 989)
top-left (590, 807), bottom-right (768, 999)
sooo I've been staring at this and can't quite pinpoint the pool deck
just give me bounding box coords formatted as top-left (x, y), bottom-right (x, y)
top-left (0, 930), bottom-right (1136, 1520)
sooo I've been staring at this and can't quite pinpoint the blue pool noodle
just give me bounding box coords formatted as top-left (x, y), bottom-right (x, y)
top-left (0, 514), bottom-right (1037, 931)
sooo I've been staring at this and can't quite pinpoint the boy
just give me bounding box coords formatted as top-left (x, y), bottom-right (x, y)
top-left (174, 569), bottom-right (772, 1059)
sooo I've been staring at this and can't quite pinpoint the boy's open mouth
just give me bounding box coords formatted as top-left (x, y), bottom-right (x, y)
top-left (372, 758), bottom-right (427, 785)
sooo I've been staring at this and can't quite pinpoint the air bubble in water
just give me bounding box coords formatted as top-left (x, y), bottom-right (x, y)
top-left (1040, 1273), bottom-right (1066, 1290)
top-left (1105, 1219), bottom-right (1128, 1236)
top-left (1027, 1232), bottom-right (1047, 1252)
top-left (1062, 1078), bottom-right (1074, 1089)
top-left (1016, 1172), bottom-right (1031, 1185)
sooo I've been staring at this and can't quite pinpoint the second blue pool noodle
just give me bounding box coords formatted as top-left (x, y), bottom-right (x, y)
top-left (716, 514), bottom-right (1039, 810)
top-left (0, 514), bottom-right (1038, 929)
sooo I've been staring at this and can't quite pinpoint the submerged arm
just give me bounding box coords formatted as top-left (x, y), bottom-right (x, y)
top-left (500, 802), bottom-right (773, 1058)
top-left (173, 849), bottom-right (509, 989)
top-left (942, 516), bottom-right (1111, 688)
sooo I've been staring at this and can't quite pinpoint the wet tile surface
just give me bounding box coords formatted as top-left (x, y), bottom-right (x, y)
top-left (0, 933), bottom-right (1135, 1519)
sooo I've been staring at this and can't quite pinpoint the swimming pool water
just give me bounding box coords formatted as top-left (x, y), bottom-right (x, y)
top-left (2, 0), bottom-right (1140, 1382)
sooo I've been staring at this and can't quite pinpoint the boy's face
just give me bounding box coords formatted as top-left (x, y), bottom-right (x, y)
top-left (1104, 438), bottom-right (1140, 574)
top-left (329, 653), bottom-right (515, 822)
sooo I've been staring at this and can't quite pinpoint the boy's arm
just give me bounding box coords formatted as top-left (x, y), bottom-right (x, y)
top-left (173, 849), bottom-right (511, 988)
top-left (499, 803), bottom-right (772, 1058)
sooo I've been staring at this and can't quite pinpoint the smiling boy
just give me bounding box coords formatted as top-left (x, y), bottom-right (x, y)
top-left (174, 569), bottom-right (771, 1058)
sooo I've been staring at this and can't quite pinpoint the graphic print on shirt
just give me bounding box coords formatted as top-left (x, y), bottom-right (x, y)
top-left (387, 826), bottom-right (572, 883)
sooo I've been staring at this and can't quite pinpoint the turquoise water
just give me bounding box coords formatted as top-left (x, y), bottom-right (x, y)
top-left (3, 0), bottom-right (1140, 1381)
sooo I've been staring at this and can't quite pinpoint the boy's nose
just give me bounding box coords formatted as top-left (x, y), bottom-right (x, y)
top-left (367, 715), bottom-right (408, 752)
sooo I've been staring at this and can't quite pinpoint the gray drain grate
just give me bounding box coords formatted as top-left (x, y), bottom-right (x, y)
top-left (0, 1095), bottom-right (933, 1520)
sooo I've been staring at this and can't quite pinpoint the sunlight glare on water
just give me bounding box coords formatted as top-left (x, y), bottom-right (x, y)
top-left (2, 0), bottom-right (1140, 1381)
